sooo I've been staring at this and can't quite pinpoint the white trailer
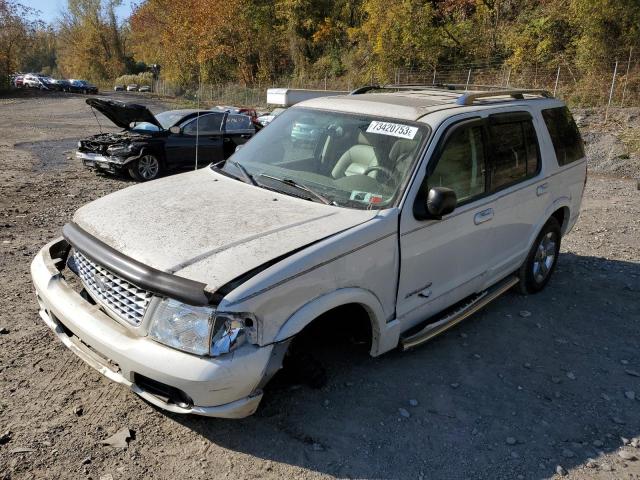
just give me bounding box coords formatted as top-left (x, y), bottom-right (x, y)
top-left (266, 88), bottom-right (347, 107)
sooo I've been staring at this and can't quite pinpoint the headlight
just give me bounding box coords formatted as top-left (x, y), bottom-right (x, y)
top-left (107, 144), bottom-right (133, 157)
top-left (148, 299), bottom-right (256, 357)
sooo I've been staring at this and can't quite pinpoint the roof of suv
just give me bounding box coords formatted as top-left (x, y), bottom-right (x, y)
top-left (298, 88), bottom-right (564, 122)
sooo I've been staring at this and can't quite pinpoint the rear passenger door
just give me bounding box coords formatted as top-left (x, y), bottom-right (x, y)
top-left (481, 110), bottom-right (548, 285)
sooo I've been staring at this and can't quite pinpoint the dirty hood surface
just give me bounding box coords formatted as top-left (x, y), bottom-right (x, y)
top-left (86, 98), bottom-right (162, 130)
top-left (72, 169), bottom-right (378, 293)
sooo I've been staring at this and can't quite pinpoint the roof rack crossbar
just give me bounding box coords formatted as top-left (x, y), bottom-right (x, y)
top-left (456, 89), bottom-right (553, 105)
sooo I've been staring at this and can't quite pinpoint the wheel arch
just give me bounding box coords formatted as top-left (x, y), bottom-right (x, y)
top-left (272, 288), bottom-right (391, 357)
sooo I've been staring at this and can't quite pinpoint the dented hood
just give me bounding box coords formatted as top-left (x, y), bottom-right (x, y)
top-left (86, 98), bottom-right (163, 130)
top-left (72, 169), bottom-right (378, 293)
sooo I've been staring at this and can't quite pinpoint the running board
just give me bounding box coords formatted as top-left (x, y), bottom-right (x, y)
top-left (400, 276), bottom-right (519, 351)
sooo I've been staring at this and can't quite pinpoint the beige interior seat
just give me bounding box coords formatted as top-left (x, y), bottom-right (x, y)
top-left (331, 144), bottom-right (380, 178)
top-left (389, 139), bottom-right (419, 176)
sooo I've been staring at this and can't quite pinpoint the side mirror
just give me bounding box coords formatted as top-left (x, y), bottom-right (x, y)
top-left (414, 186), bottom-right (457, 220)
top-left (169, 126), bottom-right (181, 135)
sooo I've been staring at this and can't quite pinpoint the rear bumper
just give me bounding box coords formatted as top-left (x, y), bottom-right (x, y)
top-left (31, 238), bottom-right (272, 418)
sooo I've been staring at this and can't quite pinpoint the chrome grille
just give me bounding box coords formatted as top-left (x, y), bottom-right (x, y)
top-left (73, 251), bottom-right (153, 326)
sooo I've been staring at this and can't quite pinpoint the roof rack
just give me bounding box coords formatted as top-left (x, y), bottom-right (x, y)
top-left (455, 89), bottom-right (553, 105)
top-left (349, 84), bottom-right (554, 105)
top-left (349, 84), bottom-right (456, 95)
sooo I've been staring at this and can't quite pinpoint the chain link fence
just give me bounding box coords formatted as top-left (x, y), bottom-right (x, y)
top-left (148, 56), bottom-right (640, 112)
top-left (394, 59), bottom-right (640, 109)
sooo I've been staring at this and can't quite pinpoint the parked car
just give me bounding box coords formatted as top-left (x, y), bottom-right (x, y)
top-left (32, 87), bottom-right (586, 419)
top-left (256, 107), bottom-right (285, 126)
top-left (290, 116), bottom-right (321, 144)
top-left (13, 75), bottom-right (24, 88)
top-left (139, 85), bottom-right (151, 93)
top-left (22, 74), bottom-right (42, 88)
top-left (126, 84), bottom-right (139, 92)
top-left (214, 105), bottom-right (259, 124)
top-left (68, 80), bottom-right (98, 94)
top-left (76, 98), bottom-right (257, 181)
top-left (114, 85), bottom-right (125, 91)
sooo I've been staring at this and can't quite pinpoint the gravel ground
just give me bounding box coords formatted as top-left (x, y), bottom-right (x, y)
top-left (0, 91), bottom-right (639, 480)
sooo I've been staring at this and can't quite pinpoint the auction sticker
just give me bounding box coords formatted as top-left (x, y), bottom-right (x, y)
top-left (366, 121), bottom-right (418, 139)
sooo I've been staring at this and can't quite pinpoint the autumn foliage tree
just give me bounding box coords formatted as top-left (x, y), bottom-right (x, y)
top-left (56, 0), bottom-right (128, 81)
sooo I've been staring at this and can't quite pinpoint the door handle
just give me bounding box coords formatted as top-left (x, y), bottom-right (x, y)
top-left (240, 134), bottom-right (252, 139)
top-left (474, 208), bottom-right (494, 225)
top-left (536, 183), bottom-right (549, 196)
top-left (418, 288), bottom-right (432, 298)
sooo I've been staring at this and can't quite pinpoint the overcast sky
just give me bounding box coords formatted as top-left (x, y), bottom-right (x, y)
top-left (23, 0), bottom-right (133, 24)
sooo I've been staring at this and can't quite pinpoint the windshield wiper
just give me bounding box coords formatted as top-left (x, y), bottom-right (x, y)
top-left (228, 160), bottom-right (258, 185)
top-left (258, 174), bottom-right (335, 205)
top-left (212, 159), bottom-right (257, 186)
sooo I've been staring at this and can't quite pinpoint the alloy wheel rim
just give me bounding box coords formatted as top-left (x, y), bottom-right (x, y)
top-left (532, 231), bottom-right (557, 283)
top-left (138, 155), bottom-right (159, 180)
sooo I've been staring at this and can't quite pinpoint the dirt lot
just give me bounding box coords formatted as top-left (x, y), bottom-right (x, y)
top-left (0, 91), bottom-right (639, 480)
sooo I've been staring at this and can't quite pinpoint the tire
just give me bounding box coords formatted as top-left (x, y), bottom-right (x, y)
top-left (128, 154), bottom-right (161, 181)
top-left (518, 217), bottom-right (561, 295)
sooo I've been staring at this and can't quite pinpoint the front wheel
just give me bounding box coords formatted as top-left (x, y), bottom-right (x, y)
top-left (128, 154), bottom-right (161, 181)
top-left (518, 217), bottom-right (561, 294)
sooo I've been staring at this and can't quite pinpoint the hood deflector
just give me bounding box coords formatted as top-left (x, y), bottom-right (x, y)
top-left (63, 222), bottom-right (211, 306)
top-left (86, 98), bottom-right (163, 130)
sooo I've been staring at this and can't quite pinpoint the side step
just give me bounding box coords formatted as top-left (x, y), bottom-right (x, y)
top-left (400, 276), bottom-right (519, 351)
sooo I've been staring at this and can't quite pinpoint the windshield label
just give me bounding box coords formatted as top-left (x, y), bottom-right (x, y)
top-left (350, 191), bottom-right (385, 204)
top-left (366, 121), bottom-right (418, 139)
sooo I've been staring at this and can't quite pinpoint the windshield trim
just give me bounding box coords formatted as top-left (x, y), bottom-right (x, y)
top-left (220, 106), bottom-right (432, 210)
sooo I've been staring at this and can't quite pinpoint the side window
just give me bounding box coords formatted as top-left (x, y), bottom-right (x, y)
top-left (225, 114), bottom-right (252, 131)
top-left (489, 116), bottom-right (539, 190)
top-left (541, 107), bottom-right (585, 166)
top-left (183, 113), bottom-right (223, 136)
top-left (428, 125), bottom-right (486, 204)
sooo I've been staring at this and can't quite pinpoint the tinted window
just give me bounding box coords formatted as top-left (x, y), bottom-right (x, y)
top-left (542, 107), bottom-right (585, 166)
top-left (489, 117), bottom-right (539, 190)
top-left (183, 113), bottom-right (223, 136)
top-left (225, 114), bottom-right (252, 131)
top-left (429, 125), bottom-right (486, 203)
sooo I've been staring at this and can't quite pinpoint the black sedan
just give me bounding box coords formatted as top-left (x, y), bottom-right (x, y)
top-left (77, 98), bottom-right (257, 181)
top-left (69, 80), bottom-right (98, 94)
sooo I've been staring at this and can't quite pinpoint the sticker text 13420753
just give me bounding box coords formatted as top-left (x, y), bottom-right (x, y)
top-left (366, 121), bottom-right (418, 139)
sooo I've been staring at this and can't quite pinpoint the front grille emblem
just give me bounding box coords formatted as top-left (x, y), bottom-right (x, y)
top-left (92, 272), bottom-right (109, 294)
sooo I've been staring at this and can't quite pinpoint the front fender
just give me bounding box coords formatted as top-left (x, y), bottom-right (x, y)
top-left (273, 287), bottom-right (400, 357)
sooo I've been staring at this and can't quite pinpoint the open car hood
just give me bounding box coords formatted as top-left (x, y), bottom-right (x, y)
top-left (86, 98), bottom-right (163, 130)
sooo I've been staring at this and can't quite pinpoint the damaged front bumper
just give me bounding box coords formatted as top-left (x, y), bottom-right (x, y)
top-left (31, 237), bottom-right (279, 418)
top-left (76, 151), bottom-right (137, 173)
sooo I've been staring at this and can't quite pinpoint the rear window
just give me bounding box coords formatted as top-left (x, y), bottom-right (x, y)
top-left (541, 107), bottom-right (585, 166)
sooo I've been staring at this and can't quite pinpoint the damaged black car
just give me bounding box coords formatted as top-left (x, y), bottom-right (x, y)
top-left (77, 98), bottom-right (257, 181)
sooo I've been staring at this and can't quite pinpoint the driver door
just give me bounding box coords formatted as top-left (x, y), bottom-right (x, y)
top-left (165, 113), bottom-right (224, 169)
top-left (397, 116), bottom-right (497, 328)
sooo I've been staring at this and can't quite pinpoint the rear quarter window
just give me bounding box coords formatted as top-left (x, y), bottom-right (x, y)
top-left (541, 107), bottom-right (585, 166)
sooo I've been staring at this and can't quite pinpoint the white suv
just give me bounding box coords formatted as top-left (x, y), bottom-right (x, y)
top-left (31, 87), bottom-right (587, 418)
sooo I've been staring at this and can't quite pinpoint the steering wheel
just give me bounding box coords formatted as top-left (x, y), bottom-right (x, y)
top-left (363, 165), bottom-right (395, 183)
